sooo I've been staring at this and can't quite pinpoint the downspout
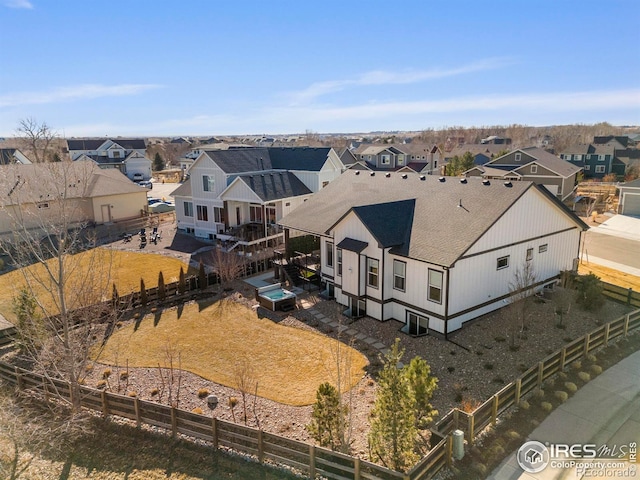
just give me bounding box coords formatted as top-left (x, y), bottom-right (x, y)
top-left (444, 266), bottom-right (451, 340)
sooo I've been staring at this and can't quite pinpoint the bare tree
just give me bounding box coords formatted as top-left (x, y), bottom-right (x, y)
top-left (15, 118), bottom-right (58, 163)
top-left (0, 159), bottom-right (120, 417)
top-left (156, 342), bottom-right (183, 408)
top-left (210, 246), bottom-right (245, 292)
top-left (507, 260), bottom-right (537, 349)
top-left (233, 359), bottom-right (258, 426)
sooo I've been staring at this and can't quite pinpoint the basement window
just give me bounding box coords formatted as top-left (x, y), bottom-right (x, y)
top-left (497, 256), bottom-right (510, 270)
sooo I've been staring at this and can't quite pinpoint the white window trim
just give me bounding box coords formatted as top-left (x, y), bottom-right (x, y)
top-left (367, 257), bottom-right (379, 289)
top-left (427, 269), bottom-right (443, 304)
top-left (326, 242), bottom-right (334, 268)
top-left (595, 165), bottom-right (606, 173)
top-left (497, 255), bottom-right (510, 270)
top-left (393, 259), bottom-right (406, 292)
top-left (530, 165), bottom-right (538, 174)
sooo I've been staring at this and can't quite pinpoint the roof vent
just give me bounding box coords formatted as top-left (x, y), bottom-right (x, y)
top-left (504, 181), bottom-right (513, 187)
top-left (420, 175), bottom-right (426, 181)
top-left (460, 178), bottom-right (467, 184)
top-left (402, 174), bottom-right (408, 179)
top-left (354, 171), bottom-right (360, 175)
top-left (482, 179), bottom-right (491, 186)
top-left (438, 176), bottom-right (445, 182)
top-left (370, 171), bottom-right (375, 176)
top-left (385, 172), bottom-right (391, 178)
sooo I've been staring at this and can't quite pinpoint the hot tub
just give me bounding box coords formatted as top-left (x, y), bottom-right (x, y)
top-left (256, 283), bottom-right (297, 312)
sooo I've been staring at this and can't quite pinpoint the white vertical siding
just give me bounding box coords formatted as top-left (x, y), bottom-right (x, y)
top-left (341, 250), bottom-right (360, 295)
top-left (220, 180), bottom-right (263, 203)
top-left (289, 171), bottom-right (319, 192)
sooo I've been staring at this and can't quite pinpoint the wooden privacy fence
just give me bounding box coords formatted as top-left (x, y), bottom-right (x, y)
top-left (0, 307), bottom-right (638, 480)
top-left (432, 308), bottom-right (640, 446)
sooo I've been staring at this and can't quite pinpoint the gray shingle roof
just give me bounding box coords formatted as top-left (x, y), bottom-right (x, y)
top-left (269, 147), bottom-right (332, 171)
top-left (279, 171), bottom-right (585, 267)
top-left (236, 171), bottom-right (312, 202)
top-left (67, 138), bottom-right (146, 151)
top-left (204, 148), bottom-right (272, 173)
top-left (337, 237), bottom-right (369, 253)
top-left (352, 199), bottom-right (414, 255)
top-left (491, 147), bottom-right (581, 178)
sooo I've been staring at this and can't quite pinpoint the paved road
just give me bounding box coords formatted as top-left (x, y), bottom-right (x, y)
top-left (582, 230), bottom-right (640, 270)
top-left (487, 350), bottom-right (640, 479)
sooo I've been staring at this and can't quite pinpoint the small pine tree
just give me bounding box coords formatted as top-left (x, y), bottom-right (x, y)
top-left (112, 283), bottom-right (119, 310)
top-left (576, 273), bottom-right (604, 311)
top-left (198, 260), bottom-right (207, 290)
top-left (368, 339), bottom-right (418, 472)
top-left (140, 278), bottom-right (147, 307)
top-left (178, 267), bottom-right (186, 295)
top-left (157, 271), bottom-right (166, 300)
top-left (12, 287), bottom-right (45, 355)
top-left (306, 382), bottom-right (347, 451)
top-left (404, 356), bottom-right (438, 429)
top-left (52, 152), bottom-right (62, 162)
top-left (153, 152), bottom-right (165, 172)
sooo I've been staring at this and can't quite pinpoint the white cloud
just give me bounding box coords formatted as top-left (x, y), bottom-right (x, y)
top-left (3, 0), bottom-right (33, 9)
top-left (0, 83), bottom-right (163, 108)
top-left (286, 58), bottom-right (514, 104)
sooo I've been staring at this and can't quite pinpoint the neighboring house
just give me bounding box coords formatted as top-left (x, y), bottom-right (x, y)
top-left (0, 160), bottom-right (148, 239)
top-left (279, 171), bottom-right (587, 337)
top-left (338, 148), bottom-right (359, 169)
top-left (593, 136), bottom-right (629, 149)
top-left (0, 148), bottom-right (32, 165)
top-left (618, 179), bottom-right (640, 216)
top-left (172, 147), bottom-right (344, 245)
top-left (67, 138), bottom-right (152, 180)
top-left (481, 135), bottom-right (512, 145)
top-left (465, 147), bottom-right (582, 200)
top-left (445, 144), bottom-right (507, 166)
top-left (559, 144), bottom-right (624, 179)
top-left (354, 144), bottom-right (441, 174)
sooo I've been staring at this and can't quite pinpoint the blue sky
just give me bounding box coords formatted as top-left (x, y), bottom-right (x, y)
top-left (1, 0), bottom-right (639, 137)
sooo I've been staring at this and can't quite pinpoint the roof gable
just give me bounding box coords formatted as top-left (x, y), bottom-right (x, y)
top-left (230, 171), bottom-right (312, 202)
top-left (352, 199), bottom-right (415, 255)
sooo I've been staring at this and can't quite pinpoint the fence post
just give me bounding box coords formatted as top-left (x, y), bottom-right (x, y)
top-left (560, 347), bottom-right (567, 371)
top-left (309, 444), bottom-right (316, 478)
top-left (134, 397), bottom-right (141, 428)
top-left (628, 288), bottom-right (633, 306)
top-left (537, 362), bottom-right (544, 388)
top-left (257, 430), bottom-right (264, 463)
top-left (171, 407), bottom-right (178, 438)
top-left (604, 322), bottom-right (611, 347)
top-left (515, 378), bottom-right (522, 406)
top-left (101, 390), bottom-right (109, 417)
top-left (467, 414), bottom-right (475, 445)
top-left (354, 457), bottom-right (361, 480)
top-left (446, 434), bottom-right (453, 467)
top-left (624, 314), bottom-right (630, 337)
top-left (454, 409), bottom-right (459, 430)
top-left (583, 333), bottom-right (590, 357)
top-left (14, 367), bottom-right (23, 390)
top-left (491, 395), bottom-right (498, 426)
top-left (211, 417), bottom-right (218, 449)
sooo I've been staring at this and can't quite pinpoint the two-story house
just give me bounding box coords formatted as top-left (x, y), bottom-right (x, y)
top-left (559, 144), bottom-right (625, 179)
top-left (353, 144), bottom-right (442, 174)
top-left (67, 138), bottom-right (152, 181)
top-left (279, 172), bottom-right (587, 337)
top-left (172, 147), bottom-right (344, 248)
top-left (464, 147), bottom-right (582, 200)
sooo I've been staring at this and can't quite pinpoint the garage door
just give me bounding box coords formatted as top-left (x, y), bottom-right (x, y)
top-left (542, 184), bottom-right (559, 196)
top-left (622, 193), bottom-right (640, 216)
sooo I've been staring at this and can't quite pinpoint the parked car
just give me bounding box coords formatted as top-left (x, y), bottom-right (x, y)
top-left (132, 173), bottom-right (144, 181)
top-left (147, 198), bottom-right (162, 205)
top-left (149, 202), bottom-right (175, 213)
top-left (137, 180), bottom-right (153, 189)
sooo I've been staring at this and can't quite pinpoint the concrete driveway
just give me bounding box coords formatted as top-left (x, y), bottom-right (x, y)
top-left (581, 215), bottom-right (640, 276)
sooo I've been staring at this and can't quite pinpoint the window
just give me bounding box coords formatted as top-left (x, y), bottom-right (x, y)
top-left (584, 165), bottom-right (591, 171)
top-left (428, 269), bottom-right (443, 303)
top-left (196, 205), bottom-right (208, 221)
top-left (575, 155), bottom-right (582, 161)
top-left (397, 154), bottom-right (404, 165)
top-left (322, 181), bottom-right (329, 188)
top-left (515, 153), bottom-right (522, 162)
top-left (112, 150), bottom-right (121, 158)
top-left (497, 256), bottom-right (510, 270)
top-left (367, 258), bottom-right (379, 288)
top-left (184, 201), bottom-right (193, 217)
top-left (539, 244), bottom-right (548, 253)
top-left (434, 160), bottom-right (438, 168)
top-left (598, 155), bottom-right (605, 161)
top-left (380, 154), bottom-right (390, 165)
top-left (526, 248), bottom-right (534, 261)
top-left (337, 248), bottom-right (342, 276)
top-left (405, 312), bottom-right (428, 336)
top-left (530, 165), bottom-right (538, 174)
top-left (249, 205), bottom-right (262, 222)
top-left (564, 154), bottom-right (571, 160)
top-left (595, 165), bottom-right (605, 173)
top-left (326, 242), bottom-right (334, 268)
top-left (202, 175), bottom-right (214, 192)
top-left (214, 207), bottom-right (224, 223)
top-left (393, 260), bottom-right (406, 291)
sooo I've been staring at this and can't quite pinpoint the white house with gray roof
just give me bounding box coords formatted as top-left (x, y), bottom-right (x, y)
top-left (171, 147), bottom-right (344, 246)
top-left (279, 171), bottom-right (588, 337)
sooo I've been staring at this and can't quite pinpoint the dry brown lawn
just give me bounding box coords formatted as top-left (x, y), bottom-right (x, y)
top-left (0, 249), bottom-right (191, 323)
top-left (578, 260), bottom-right (640, 291)
top-left (96, 300), bottom-right (368, 406)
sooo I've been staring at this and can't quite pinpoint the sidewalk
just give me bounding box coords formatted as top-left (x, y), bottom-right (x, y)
top-left (487, 350), bottom-right (640, 479)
